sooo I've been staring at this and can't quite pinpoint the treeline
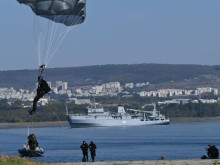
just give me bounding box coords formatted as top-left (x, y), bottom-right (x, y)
top-left (159, 101), bottom-right (220, 118)
top-left (0, 100), bottom-right (86, 123)
top-left (1, 97), bottom-right (220, 123)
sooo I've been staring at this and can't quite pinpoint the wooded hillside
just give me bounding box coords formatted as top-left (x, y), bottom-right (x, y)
top-left (1, 64), bottom-right (220, 90)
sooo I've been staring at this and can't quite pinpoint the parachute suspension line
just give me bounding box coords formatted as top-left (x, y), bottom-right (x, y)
top-left (37, 32), bottom-right (46, 66)
top-left (44, 22), bottom-right (60, 66)
top-left (48, 108), bottom-right (65, 128)
top-left (44, 25), bottom-right (53, 65)
top-left (69, 8), bottom-right (85, 26)
top-left (34, 16), bottom-right (41, 66)
top-left (45, 5), bottom-right (72, 66)
top-left (46, 27), bottom-right (70, 66)
top-left (33, 1), bottom-right (86, 67)
top-left (35, 16), bottom-right (49, 67)
top-left (46, 8), bottom-right (85, 65)
top-left (44, 16), bottom-right (70, 65)
top-left (45, 17), bottom-right (60, 65)
top-left (34, 12), bottom-right (57, 67)
top-left (40, 20), bottom-right (51, 66)
top-left (18, 0), bottom-right (86, 68)
top-left (37, 34), bottom-right (41, 66)
top-left (44, 1), bottom-right (68, 66)
top-left (47, 1), bottom-right (86, 63)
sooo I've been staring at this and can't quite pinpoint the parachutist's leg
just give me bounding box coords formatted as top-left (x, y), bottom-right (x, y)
top-left (32, 96), bottom-right (39, 112)
top-left (29, 94), bottom-right (43, 115)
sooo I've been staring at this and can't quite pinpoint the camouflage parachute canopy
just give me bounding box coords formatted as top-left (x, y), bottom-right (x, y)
top-left (17, 0), bottom-right (86, 26)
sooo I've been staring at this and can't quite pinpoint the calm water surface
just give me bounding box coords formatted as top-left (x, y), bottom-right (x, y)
top-left (0, 121), bottom-right (220, 162)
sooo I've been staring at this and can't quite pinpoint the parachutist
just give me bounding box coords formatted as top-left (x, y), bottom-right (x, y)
top-left (29, 76), bottom-right (51, 115)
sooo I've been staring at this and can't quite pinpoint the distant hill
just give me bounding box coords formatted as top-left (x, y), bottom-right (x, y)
top-left (1, 64), bottom-right (220, 90)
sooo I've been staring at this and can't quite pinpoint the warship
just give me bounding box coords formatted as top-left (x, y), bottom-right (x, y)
top-left (67, 103), bottom-right (169, 128)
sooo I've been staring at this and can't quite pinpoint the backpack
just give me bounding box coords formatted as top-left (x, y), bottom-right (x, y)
top-left (44, 83), bottom-right (51, 94)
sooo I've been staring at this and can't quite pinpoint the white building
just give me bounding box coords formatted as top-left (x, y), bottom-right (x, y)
top-left (125, 83), bottom-right (134, 88)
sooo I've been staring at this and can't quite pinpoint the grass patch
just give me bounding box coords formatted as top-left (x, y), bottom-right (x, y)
top-left (0, 155), bottom-right (45, 165)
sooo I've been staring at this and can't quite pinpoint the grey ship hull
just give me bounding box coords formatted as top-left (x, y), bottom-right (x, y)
top-left (67, 115), bottom-right (170, 128)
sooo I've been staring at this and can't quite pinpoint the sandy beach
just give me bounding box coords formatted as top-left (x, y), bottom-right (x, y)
top-left (46, 159), bottom-right (220, 165)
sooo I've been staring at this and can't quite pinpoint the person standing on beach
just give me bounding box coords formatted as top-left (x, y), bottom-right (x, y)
top-left (80, 140), bottom-right (89, 162)
top-left (89, 141), bottom-right (97, 162)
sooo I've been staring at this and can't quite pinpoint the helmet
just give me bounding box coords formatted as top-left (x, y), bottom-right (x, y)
top-left (38, 76), bottom-right (43, 81)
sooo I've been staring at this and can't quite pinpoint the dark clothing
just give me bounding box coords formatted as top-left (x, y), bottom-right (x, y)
top-left (36, 79), bottom-right (51, 95)
top-left (89, 142), bottom-right (97, 162)
top-left (28, 134), bottom-right (38, 150)
top-left (32, 93), bottom-right (44, 112)
top-left (80, 142), bottom-right (89, 162)
top-left (201, 155), bottom-right (209, 159)
top-left (205, 145), bottom-right (219, 159)
top-left (31, 78), bottom-right (50, 114)
top-left (208, 145), bottom-right (219, 159)
top-left (212, 146), bottom-right (219, 159)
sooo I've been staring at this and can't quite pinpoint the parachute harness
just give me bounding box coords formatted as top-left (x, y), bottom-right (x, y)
top-left (39, 64), bottom-right (46, 76)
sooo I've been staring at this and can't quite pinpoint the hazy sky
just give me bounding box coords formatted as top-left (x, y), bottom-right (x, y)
top-left (0, 0), bottom-right (219, 71)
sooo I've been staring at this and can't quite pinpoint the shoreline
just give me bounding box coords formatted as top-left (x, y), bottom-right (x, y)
top-left (0, 121), bottom-right (69, 129)
top-left (0, 157), bottom-right (220, 165)
top-left (45, 159), bottom-right (220, 165)
top-left (170, 116), bottom-right (220, 122)
top-left (0, 117), bottom-right (220, 129)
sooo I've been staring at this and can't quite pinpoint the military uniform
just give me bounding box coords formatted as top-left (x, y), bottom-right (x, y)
top-left (80, 141), bottom-right (89, 162)
top-left (89, 141), bottom-right (97, 162)
top-left (30, 76), bottom-right (51, 115)
top-left (28, 134), bottom-right (39, 150)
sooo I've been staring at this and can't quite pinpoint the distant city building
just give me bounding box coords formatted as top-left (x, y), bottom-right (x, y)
top-left (62, 82), bottom-right (68, 90)
top-left (0, 79), bottom-right (219, 105)
top-left (75, 99), bottom-right (91, 105)
top-left (55, 81), bottom-right (63, 86)
top-left (47, 81), bottom-right (52, 88)
top-left (212, 88), bottom-right (218, 96)
top-left (125, 83), bottom-right (134, 88)
top-left (55, 81), bottom-right (68, 91)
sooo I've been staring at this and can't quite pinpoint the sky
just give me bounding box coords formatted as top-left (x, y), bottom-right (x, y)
top-left (0, 0), bottom-right (220, 71)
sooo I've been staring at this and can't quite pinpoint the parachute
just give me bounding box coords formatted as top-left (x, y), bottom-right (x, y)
top-left (17, 0), bottom-right (86, 68)
top-left (17, 0), bottom-right (86, 26)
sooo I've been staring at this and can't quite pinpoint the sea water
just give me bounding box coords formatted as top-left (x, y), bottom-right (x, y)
top-left (0, 121), bottom-right (220, 162)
